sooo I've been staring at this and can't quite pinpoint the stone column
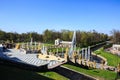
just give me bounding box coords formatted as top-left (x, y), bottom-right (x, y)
top-left (26, 42), bottom-right (29, 50)
top-left (87, 46), bottom-right (90, 61)
top-left (85, 48), bottom-right (87, 60)
top-left (45, 47), bottom-right (48, 55)
top-left (21, 43), bottom-right (24, 49)
top-left (77, 49), bottom-right (79, 55)
top-left (82, 48), bottom-right (84, 59)
top-left (57, 48), bottom-right (58, 56)
top-left (34, 42), bottom-right (37, 50)
top-left (30, 38), bottom-right (33, 51)
top-left (37, 42), bottom-right (41, 51)
top-left (62, 47), bottom-right (64, 57)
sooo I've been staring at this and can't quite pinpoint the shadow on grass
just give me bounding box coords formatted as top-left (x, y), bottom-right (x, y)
top-left (93, 70), bottom-right (100, 73)
top-left (0, 64), bottom-right (53, 80)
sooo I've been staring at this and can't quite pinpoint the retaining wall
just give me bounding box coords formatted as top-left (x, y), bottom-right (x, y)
top-left (52, 66), bottom-right (97, 80)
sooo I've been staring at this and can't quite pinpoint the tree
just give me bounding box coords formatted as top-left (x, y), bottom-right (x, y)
top-left (111, 29), bottom-right (120, 44)
top-left (0, 29), bottom-right (109, 47)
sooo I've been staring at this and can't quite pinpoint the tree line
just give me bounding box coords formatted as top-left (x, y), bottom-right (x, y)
top-left (0, 29), bottom-right (109, 47)
top-left (111, 29), bottom-right (120, 44)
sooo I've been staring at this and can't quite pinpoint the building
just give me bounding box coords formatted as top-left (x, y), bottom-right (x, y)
top-left (55, 31), bottom-right (76, 48)
top-left (55, 38), bottom-right (72, 47)
top-left (112, 44), bottom-right (120, 51)
top-left (110, 44), bottom-right (120, 55)
top-left (55, 38), bottom-right (61, 45)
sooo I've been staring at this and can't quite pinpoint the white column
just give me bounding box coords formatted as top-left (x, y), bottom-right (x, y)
top-left (88, 46), bottom-right (90, 61)
top-left (34, 42), bottom-right (37, 50)
top-left (21, 43), bottom-right (24, 48)
top-left (82, 48), bottom-right (84, 59)
top-left (57, 48), bottom-right (58, 55)
top-left (62, 47), bottom-right (64, 57)
top-left (85, 48), bottom-right (87, 60)
top-left (77, 49), bottom-right (79, 55)
top-left (27, 42), bottom-right (29, 50)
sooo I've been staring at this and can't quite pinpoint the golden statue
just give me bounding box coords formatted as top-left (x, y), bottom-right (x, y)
top-left (15, 43), bottom-right (20, 49)
top-left (64, 48), bottom-right (69, 62)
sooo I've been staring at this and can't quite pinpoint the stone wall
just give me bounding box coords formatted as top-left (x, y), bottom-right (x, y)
top-left (52, 66), bottom-right (97, 80)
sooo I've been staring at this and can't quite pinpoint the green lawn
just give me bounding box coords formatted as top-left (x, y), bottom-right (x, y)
top-left (0, 65), bottom-right (68, 80)
top-left (39, 71), bottom-right (68, 80)
top-left (63, 63), bottom-right (117, 80)
top-left (94, 48), bottom-right (120, 67)
top-left (44, 43), bottom-right (54, 46)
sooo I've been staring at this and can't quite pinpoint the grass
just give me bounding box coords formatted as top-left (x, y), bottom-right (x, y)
top-left (48, 47), bottom-right (66, 53)
top-left (63, 63), bottom-right (117, 80)
top-left (94, 48), bottom-right (120, 67)
top-left (44, 43), bottom-right (54, 46)
top-left (39, 72), bottom-right (68, 80)
top-left (0, 65), bottom-right (68, 80)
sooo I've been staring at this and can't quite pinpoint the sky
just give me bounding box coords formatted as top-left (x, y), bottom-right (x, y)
top-left (0, 0), bottom-right (120, 35)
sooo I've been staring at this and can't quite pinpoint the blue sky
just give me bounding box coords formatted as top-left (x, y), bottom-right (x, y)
top-left (0, 0), bottom-right (120, 35)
